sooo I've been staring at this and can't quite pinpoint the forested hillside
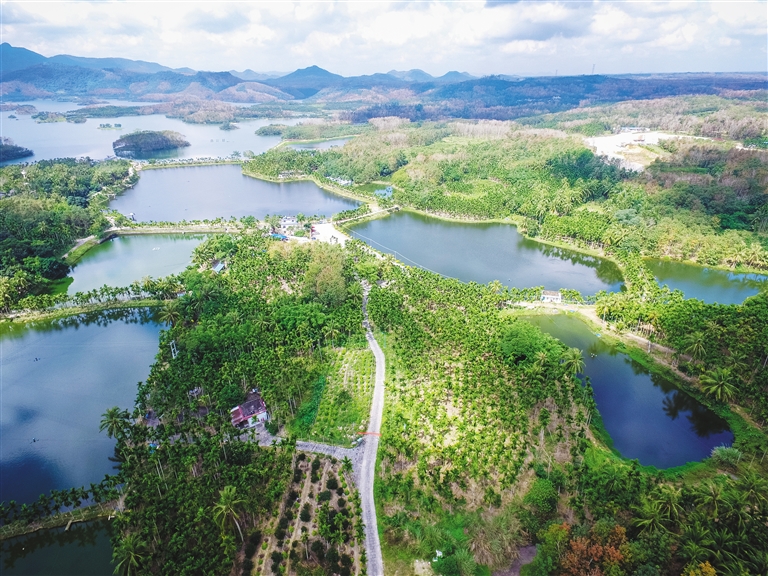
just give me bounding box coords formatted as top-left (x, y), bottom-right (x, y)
top-left (0, 158), bottom-right (135, 309)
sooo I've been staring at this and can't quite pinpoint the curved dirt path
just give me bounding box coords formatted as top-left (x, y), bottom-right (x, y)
top-left (360, 281), bottom-right (385, 575)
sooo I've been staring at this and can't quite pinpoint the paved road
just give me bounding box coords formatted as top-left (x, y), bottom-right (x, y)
top-left (251, 281), bottom-right (386, 574)
top-left (360, 281), bottom-right (385, 575)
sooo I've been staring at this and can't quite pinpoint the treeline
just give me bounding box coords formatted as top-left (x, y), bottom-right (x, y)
top-left (256, 122), bottom-right (372, 140)
top-left (0, 158), bottom-right (136, 308)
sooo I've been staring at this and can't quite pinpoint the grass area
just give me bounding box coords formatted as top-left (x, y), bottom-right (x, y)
top-left (308, 346), bottom-right (376, 446)
top-left (63, 236), bottom-right (100, 266)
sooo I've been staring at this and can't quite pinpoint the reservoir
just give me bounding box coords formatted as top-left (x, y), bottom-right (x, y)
top-left (1, 105), bottom-right (312, 164)
top-left (348, 211), bottom-right (624, 295)
top-left (0, 521), bottom-right (113, 575)
top-left (68, 234), bottom-right (205, 294)
top-left (110, 164), bottom-right (359, 222)
top-left (287, 138), bottom-right (352, 150)
top-left (0, 309), bottom-right (161, 506)
top-left (524, 313), bottom-right (733, 468)
top-left (647, 259), bottom-right (765, 304)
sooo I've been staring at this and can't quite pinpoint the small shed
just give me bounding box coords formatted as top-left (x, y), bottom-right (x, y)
top-left (211, 259), bottom-right (226, 273)
top-left (541, 290), bottom-right (562, 304)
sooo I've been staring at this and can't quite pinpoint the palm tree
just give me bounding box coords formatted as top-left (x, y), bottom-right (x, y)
top-left (700, 369), bottom-right (737, 403)
top-left (633, 498), bottom-right (667, 535)
top-left (112, 533), bottom-right (146, 576)
top-left (100, 407), bottom-right (130, 440)
top-left (212, 485), bottom-right (245, 542)
top-left (157, 300), bottom-right (181, 327)
top-left (561, 348), bottom-right (585, 375)
top-left (696, 482), bottom-right (724, 519)
top-left (684, 332), bottom-right (706, 361)
top-left (341, 456), bottom-right (353, 475)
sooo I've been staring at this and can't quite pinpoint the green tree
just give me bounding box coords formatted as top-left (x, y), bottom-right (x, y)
top-left (112, 533), bottom-right (146, 576)
top-left (699, 369), bottom-right (736, 403)
top-left (213, 485), bottom-right (246, 542)
top-left (99, 407), bottom-right (130, 440)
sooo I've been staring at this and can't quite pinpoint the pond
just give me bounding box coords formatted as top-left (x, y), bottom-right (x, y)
top-left (109, 164), bottom-right (359, 222)
top-left (1, 102), bottom-right (313, 164)
top-left (647, 259), bottom-right (766, 305)
top-left (348, 211), bottom-right (624, 295)
top-left (0, 309), bottom-right (161, 506)
top-left (0, 521), bottom-right (113, 576)
top-left (68, 234), bottom-right (206, 294)
top-left (523, 313), bottom-right (733, 468)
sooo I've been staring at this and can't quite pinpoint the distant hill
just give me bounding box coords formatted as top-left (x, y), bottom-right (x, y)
top-left (0, 43), bottom-right (47, 73)
top-left (0, 42), bottom-right (195, 76)
top-left (230, 69), bottom-right (287, 81)
top-left (264, 65), bottom-right (345, 98)
top-left (388, 69), bottom-right (434, 82)
top-left (434, 71), bottom-right (477, 83)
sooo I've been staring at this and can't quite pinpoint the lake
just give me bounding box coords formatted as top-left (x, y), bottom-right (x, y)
top-left (1, 102), bottom-right (312, 164)
top-left (348, 211), bottom-right (624, 295)
top-left (0, 309), bottom-right (161, 505)
top-left (524, 313), bottom-right (733, 468)
top-left (0, 521), bottom-right (113, 576)
top-left (68, 234), bottom-right (206, 294)
top-left (109, 164), bottom-right (359, 222)
top-left (647, 259), bottom-right (766, 304)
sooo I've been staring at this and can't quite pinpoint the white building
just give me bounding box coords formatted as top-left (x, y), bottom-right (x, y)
top-left (541, 290), bottom-right (562, 304)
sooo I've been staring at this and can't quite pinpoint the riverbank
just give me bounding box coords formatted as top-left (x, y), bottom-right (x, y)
top-left (0, 299), bottom-right (163, 323)
top-left (137, 159), bottom-right (241, 170)
top-left (0, 503), bottom-right (115, 542)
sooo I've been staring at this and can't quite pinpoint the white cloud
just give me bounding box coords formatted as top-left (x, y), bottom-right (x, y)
top-left (1, 0), bottom-right (765, 75)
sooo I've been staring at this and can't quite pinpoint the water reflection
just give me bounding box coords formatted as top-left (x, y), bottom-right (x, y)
top-left (0, 521), bottom-right (113, 575)
top-left (349, 211), bottom-right (624, 295)
top-left (523, 313), bottom-right (732, 468)
top-left (647, 259), bottom-right (766, 304)
top-left (0, 309), bottom-right (161, 505)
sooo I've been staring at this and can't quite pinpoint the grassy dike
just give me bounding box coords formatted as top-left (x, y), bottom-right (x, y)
top-left (1, 300), bottom-right (164, 324)
top-left (0, 503), bottom-right (115, 542)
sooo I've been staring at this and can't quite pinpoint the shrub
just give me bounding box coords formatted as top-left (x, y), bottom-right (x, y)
top-left (318, 490), bottom-right (332, 502)
top-left (241, 558), bottom-right (254, 575)
top-left (326, 477), bottom-right (339, 490)
top-left (301, 503), bottom-right (312, 522)
top-left (710, 445), bottom-right (742, 467)
top-left (270, 551), bottom-right (283, 564)
top-left (337, 498), bottom-right (346, 508)
top-left (524, 478), bottom-right (558, 514)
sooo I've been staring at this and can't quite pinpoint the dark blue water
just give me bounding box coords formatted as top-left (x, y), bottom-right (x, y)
top-left (524, 313), bottom-right (733, 468)
top-left (0, 309), bottom-right (161, 505)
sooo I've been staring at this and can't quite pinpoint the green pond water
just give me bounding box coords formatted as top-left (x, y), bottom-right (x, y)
top-left (68, 234), bottom-right (206, 294)
top-left (647, 259), bottom-right (766, 304)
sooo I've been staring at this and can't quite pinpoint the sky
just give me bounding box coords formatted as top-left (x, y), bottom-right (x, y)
top-left (2, 1), bottom-right (766, 77)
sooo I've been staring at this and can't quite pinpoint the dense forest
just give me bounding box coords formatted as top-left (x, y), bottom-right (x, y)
top-left (0, 137), bottom-right (33, 161)
top-left (0, 158), bottom-right (135, 310)
top-left (100, 234), bottom-right (767, 576)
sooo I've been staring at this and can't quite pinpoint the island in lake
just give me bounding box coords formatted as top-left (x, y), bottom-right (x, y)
top-left (0, 137), bottom-right (33, 161)
top-left (112, 130), bottom-right (191, 158)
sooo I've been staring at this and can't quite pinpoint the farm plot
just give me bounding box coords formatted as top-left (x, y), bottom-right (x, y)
top-left (309, 347), bottom-right (376, 446)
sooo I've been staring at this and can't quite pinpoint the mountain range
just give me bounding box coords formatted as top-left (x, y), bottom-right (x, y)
top-left (1, 42), bottom-right (765, 119)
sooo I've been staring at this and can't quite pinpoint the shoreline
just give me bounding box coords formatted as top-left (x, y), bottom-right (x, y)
top-left (0, 300), bottom-right (164, 324)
